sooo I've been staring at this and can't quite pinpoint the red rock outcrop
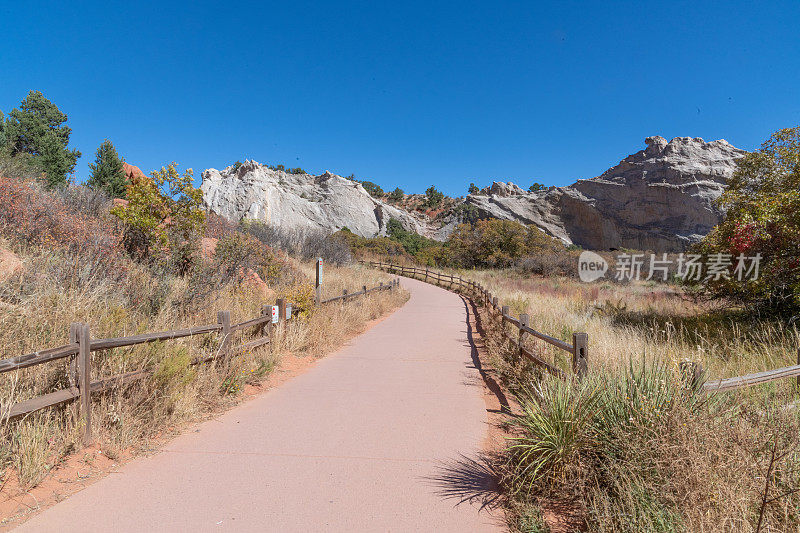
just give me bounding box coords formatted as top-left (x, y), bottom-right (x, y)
top-left (0, 246), bottom-right (23, 282)
top-left (123, 163), bottom-right (146, 181)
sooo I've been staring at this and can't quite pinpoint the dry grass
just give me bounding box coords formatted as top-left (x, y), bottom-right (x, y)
top-left (466, 270), bottom-right (800, 381)
top-left (0, 255), bottom-right (406, 491)
top-left (437, 268), bottom-right (800, 532)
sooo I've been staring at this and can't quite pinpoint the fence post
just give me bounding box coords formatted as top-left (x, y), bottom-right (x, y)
top-left (796, 348), bottom-right (800, 392)
top-left (501, 305), bottom-right (509, 320)
top-left (572, 332), bottom-right (588, 378)
top-left (680, 361), bottom-right (703, 392)
top-left (277, 298), bottom-right (286, 325)
top-left (315, 258), bottom-right (323, 306)
top-left (218, 310), bottom-right (232, 358)
top-left (78, 323), bottom-right (92, 445)
top-left (519, 314), bottom-right (529, 357)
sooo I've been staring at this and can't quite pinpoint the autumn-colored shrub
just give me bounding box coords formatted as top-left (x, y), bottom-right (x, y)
top-left (448, 219), bottom-right (565, 268)
top-left (111, 163), bottom-right (205, 274)
top-left (698, 126), bottom-right (800, 316)
top-left (0, 175), bottom-right (123, 258)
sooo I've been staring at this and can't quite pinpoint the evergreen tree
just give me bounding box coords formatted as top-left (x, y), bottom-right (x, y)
top-left (388, 187), bottom-right (404, 202)
top-left (0, 111), bottom-right (6, 148)
top-left (468, 183), bottom-right (479, 194)
top-left (424, 185), bottom-right (445, 208)
top-left (4, 90), bottom-right (81, 188)
top-left (87, 140), bottom-right (127, 198)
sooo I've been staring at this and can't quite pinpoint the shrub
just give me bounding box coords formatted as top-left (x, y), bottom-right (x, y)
top-left (528, 182), bottom-right (546, 192)
top-left (0, 146), bottom-right (43, 181)
top-left (698, 126), bottom-right (800, 317)
top-left (468, 182), bottom-right (479, 194)
top-left (448, 219), bottom-right (562, 268)
top-left (242, 221), bottom-right (352, 265)
top-left (0, 175), bottom-right (122, 257)
top-left (111, 163), bottom-right (205, 272)
top-left (386, 218), bottom-right (437, 256)
top-left (333, 228), bottom-right (409, 260)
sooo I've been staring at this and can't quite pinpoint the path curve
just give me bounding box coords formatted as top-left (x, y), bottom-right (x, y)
top-left (17, 276), bottom-right (503, 532)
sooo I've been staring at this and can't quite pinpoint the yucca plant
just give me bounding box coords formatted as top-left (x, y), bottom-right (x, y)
top-left (506, 377), bottom-right (602, 494)
top-left (593, 357), bottom-right (704, 449)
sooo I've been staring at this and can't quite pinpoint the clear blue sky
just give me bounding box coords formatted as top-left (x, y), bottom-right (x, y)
top-left (2, 1), bottom-right (798, 196)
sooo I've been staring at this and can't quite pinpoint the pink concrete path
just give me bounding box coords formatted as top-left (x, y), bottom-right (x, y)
top-left (18, 276), bottom-right (503, 532)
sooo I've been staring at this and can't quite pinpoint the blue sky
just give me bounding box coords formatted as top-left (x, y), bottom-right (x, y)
top-left (1, 1), bottom-right (798, 196)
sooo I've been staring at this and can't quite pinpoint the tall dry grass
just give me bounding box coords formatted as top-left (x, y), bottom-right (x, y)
top-left (467, 270), bottom-right (800, 381)
top-left (0, 253), bottom-right (405, 490)
top-left (441, 268), bottom-right (800, 532)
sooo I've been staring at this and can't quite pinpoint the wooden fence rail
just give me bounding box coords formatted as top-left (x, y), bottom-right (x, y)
top-left (365, 262), bottom-right (796, 395)
top-left (363, 261), bottom-right (587, 379)
top-left (702, 362), bottom-right (800, 392)
top-left (1, 273), bottom-right (400, 441)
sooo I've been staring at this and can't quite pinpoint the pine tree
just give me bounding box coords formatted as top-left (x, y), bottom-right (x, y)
top-left (4, 90), bottom-right (81, 188)
top-left (87, 140), bottom-right (127, 198)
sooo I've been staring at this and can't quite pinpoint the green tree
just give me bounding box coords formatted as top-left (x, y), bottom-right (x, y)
top-left (528, 182), bottom-right (546, 192)
top-left (698, 126), bottom-right (800, 315)
top-left (4, 91), bottom-right (81, 188)
top-left (0, 110), bottom-right (6, 148)
top-left (424, 185), bottom-right (445, 208)
top-left (360, 180), bottom-right (384, 198)
top-left (468, 183), bottom-right (479, 194)
top-left (87, 139), bottom-right (127, 198)
top-left (388, 187), bottom-right (404, 202)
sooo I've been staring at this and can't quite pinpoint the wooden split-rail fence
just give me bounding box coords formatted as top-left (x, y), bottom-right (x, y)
top-left (0, 261), bottom-right (399, 444)
top-left (363, 261), bottom-right (588, 379)
top-left (366, 261), bottom-right (800, 395)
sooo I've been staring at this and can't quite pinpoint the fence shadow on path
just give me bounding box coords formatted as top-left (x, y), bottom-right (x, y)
top-left (458, 294), bottom-right (511, 415)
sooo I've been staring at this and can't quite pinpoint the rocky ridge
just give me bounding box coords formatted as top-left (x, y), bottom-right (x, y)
top-left (201, 136), bottom-right (747, 251)
top-left (462, 136), bottom-right (746, 250)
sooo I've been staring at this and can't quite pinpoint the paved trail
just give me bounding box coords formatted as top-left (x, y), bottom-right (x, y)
top-left (19, 277), bottom-right (502, 532)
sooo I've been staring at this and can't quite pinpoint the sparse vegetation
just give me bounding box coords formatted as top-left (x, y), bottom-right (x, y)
top-left (267, 163), bottom-right (307, 175)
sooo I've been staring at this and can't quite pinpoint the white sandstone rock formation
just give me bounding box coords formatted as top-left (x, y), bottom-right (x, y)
top-left (201, 161), bottom-right (428, 238)
top-left (202, 136), bottom-right (746, 251)
top-left (462, 136), bottom-right (746, 250)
